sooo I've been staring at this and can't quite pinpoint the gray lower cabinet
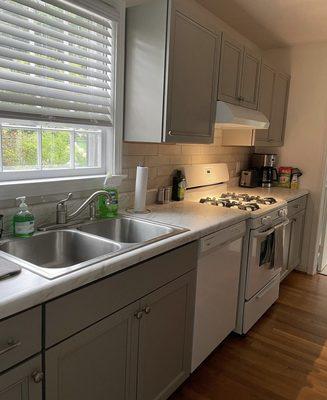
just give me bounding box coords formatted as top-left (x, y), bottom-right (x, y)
top-left (46, 271), bottom-right (196, 400)
top-left (124, 0), bottom-right (220, 144)
top-left (255, 64), bottom-right (290, 147)
top-left (288, 210), bottom-right (305, 272)
top-left (136, 272), bottom-right (195, 400)
top-left (281, 198), bottom-right (306, 281)
top-left (218, 33), bottom-right (261, 110)
top-left (0, 356), bottom-right (42, 400)
top-left (46, 302), bottom-right (139, 400)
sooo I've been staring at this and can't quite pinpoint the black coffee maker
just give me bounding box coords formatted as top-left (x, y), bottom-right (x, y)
top-left (251, 154), bottom-right (278, 188)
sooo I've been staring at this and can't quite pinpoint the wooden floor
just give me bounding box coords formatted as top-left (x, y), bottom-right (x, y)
top-left (170, 272), bottom-right (327, 400)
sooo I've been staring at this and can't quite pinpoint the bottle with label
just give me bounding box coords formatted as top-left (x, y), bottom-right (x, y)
top-left (172, 170), bottom-right (187, 201)
top-left (98, 174), bottom-right (126, 218)
top-left (13, 196), bottom-right (35, 237)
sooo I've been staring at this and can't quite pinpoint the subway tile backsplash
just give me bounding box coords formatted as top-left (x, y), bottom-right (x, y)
top-left (122, 128), bottom-right (252, 194)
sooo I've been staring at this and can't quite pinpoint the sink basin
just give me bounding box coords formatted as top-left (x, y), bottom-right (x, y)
top-left (78, 217), bottom-right (179, 244)
top-left (0, 230), bottom-right (122, 279)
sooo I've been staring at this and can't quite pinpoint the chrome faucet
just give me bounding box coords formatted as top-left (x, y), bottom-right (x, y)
top-left (56, 190), bottom-right (113, 225)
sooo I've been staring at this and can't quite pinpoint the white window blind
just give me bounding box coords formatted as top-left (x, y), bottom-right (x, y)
top-left (0, 0), bottom-right (116, 126)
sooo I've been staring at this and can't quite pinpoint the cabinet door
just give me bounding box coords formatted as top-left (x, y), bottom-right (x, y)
top-left (240, 48), bottom-right (261, 109)
top-left (269, 73), bottom-right (290, 145)
top-left (165, 8), bottom-right (220, 143)
top-left (280, 218), bottom-right (292, 281)
top-left (218, 34), bottom-right (243, 106)
top-left (136, 271), bottom-right (196, 400)
top-left (0, 356), bottom-right (42, 400)
top-left (288, 211), bottom-right (305, 272)
top-left (255, 63), bottom-right (276, 144)
top-left (46, 302), bottom-right (139, 400)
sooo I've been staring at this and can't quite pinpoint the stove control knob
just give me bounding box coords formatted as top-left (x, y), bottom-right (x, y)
top-left (261, 216), bottom-right (272, 225)
top-left (278, 209), bottom-right (286, 217)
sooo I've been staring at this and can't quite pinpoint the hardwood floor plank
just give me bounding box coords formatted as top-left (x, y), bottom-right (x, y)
top-left (170, 272), bottom-right (327, 400)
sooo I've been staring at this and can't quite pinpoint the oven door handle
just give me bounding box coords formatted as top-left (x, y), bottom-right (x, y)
top-left (254, 227), bottom-right (275, 238)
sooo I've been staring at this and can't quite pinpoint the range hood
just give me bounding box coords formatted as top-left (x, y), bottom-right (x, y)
top-left (215, 101), bottom-right (270, 130)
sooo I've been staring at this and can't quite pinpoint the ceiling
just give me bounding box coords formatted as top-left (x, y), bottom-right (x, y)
top-left (196, 0), bottom-right (327, 49)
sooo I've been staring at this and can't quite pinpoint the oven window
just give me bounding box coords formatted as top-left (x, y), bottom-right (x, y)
top-left (259, 232), bottom-right (275, 266)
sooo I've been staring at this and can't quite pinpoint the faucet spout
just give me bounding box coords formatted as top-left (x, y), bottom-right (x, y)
top-left (67, 190), bottom-right (113, 222)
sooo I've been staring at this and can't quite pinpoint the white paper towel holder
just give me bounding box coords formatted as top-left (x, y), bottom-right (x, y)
top-left (125, 208), bottom-right (151, 215)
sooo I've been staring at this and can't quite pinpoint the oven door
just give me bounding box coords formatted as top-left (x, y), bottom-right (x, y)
top-left (245, 224), bottom-right (282, 300)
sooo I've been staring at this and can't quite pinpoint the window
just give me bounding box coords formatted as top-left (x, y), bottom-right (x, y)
top-left (0, 0), bottom-right (121, 181)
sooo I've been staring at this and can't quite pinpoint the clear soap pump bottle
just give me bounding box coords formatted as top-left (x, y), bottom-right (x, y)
top-left (13, 196), bottom-right (35, 237)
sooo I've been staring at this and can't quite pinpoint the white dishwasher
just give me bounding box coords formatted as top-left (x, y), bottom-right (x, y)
top-left (191, 221), bottom-right (246, 372)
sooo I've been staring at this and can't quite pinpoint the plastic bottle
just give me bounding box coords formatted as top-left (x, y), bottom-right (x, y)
top-left (13, 196), bottom-right (35, 237)
top-left (98, 174), bottom-right (126, 218)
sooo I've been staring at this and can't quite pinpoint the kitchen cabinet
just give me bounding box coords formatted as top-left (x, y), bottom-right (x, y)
top-left (288, 210), bottom-right (305, 272)
top-left (44, 243), bottom-right (197, 400)
top-left (124, 0), bottom-right (220, 144)
top-left (46, 271), bottom-right (195, 400)
top-left (137, 272), bottom-right (195, 400)
top-left (46, 302), bottom-right (139, 400)
top-left (281, 197), bottom-right (307, 281)
top-left (0, 356), bottom-right (42, 400)
top-left (218, 33), bottom-right (261, 110)
top-left (255, 65), bottom-right (290, 147)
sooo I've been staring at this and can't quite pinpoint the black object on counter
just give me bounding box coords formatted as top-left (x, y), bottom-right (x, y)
top-left (172, 170), bottom-right (186, 201)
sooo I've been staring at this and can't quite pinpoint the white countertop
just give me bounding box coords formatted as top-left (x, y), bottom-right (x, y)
top-left (0, 201), bottom-right (248, 320)
top-left (0, 188), bottom-right (309, 320)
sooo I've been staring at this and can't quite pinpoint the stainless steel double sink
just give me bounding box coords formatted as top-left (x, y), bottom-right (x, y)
top-left (0, 217), bottom-right (187, 279)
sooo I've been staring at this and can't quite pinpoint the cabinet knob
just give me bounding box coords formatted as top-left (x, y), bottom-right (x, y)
top-left (143, 306), bottom-right (151, 314)
top-left (134, 311), bottom-right (143, 320)
top-left (32, 371), bottom-right (44, 384)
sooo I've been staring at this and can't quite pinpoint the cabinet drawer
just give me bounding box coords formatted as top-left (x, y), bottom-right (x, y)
top-left (0, 307), bottom-right (41, 373)
top-left (45, 242), bottom-right (198, 347)
top-left (287, 196), bottom-right (307, 217)
top-left (243, 274), bottom-right (280, 333)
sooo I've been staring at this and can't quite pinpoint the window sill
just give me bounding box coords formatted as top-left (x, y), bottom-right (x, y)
top-left (0, 175), bottom-right (108, 202)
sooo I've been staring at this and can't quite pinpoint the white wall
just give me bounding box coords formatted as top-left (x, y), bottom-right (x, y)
top-left (262, 43), bottom-right (327, 273)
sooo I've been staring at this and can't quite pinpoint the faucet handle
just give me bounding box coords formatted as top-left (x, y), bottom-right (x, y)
top-left (57, 193), bottom-right (72, 207)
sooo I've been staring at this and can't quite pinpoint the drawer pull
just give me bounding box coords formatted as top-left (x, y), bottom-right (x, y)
top-left (142, 306), bottom-right (151, 314)
top-left (134, 311), bottom-right (143, 320)
top-left (32, 371), bottom-right (44, 384)
top-left (0, 339), bottom-right (21, 356)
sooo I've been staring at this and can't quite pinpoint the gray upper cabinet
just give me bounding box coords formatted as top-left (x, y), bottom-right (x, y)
top-left (136, 272), bottom-right (195, 400)
top-left (256, 64), bottom-right (290, 147)
top-left (124, 0), bottom-right (220, 144)
top-left (46, 302), bottom-right (139, 400)
top-left (218, 33), bottom-right (261, 110)
top-left (240, 48), bottom-right (261, 109)
top-left (0, 356), bottom-right (42, 400)
top-left (218, 34), bottom-right (243, 106)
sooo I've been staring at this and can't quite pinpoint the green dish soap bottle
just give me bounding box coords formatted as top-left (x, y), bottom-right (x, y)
top-left (98, 174), bottom-right (126, 218)
top-left (13, 196), bottom-right (35, 237)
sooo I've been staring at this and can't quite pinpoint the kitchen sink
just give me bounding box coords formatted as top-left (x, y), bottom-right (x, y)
top-left (78, 217), bottom-right (179, 244)
top-left (0, 230), bottom-right (124, 279)
top-left (0, 217), bottom-right (188, 280)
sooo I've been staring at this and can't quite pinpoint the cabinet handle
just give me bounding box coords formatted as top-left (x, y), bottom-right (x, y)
top-left (168, 131), bottom-right (173, 136)
top-left (134, 311), bottom-right (143, 320)
top-left (32, 371), bottom-right (44, 384)
top-left (142, 306), bottom-right (151, 314)
top-left (0, 339), bottom-right (21, 356)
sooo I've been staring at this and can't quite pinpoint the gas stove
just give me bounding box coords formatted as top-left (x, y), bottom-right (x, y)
top-left (199, 192), bottom-right (278, 212)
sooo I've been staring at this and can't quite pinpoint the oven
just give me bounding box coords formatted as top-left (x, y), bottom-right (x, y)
top-left (245, 216), bottom-right (288, 300)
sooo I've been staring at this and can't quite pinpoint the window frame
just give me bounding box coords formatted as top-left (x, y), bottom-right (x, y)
top-left (0, 0), bottom-right (124, 199)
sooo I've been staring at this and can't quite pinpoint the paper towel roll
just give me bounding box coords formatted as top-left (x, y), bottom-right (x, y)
top-left (134, 166), bottom-right (148, 212)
